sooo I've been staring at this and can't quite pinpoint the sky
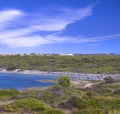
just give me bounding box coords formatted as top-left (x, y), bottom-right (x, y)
top-left (0, 0), bottom-right (120, 54)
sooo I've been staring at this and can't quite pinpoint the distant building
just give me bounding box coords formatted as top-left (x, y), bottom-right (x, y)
top-left (60, 54), bottom-right (73, 56)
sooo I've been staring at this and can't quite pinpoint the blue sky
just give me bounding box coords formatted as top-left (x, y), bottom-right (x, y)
top-left (0, 0), bottom-right (120, 54)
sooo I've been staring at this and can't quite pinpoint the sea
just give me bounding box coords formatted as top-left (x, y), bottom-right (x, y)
top-left (0, 73), bottom-right (60, 90)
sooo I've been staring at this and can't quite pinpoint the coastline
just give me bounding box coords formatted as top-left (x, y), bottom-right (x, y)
top-left (0, 69), bottom-right (120, 80)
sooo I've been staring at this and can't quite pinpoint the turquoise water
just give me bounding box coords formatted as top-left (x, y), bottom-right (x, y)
top-left (0, 73), bottom-right (60, 90)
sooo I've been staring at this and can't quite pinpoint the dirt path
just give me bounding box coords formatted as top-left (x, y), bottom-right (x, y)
top-left (84, 83), bottom-right (92, 88)
top-left (71, 80), bottom-right (93, 88)
top-left (0, 100), bottom-right (15, 106)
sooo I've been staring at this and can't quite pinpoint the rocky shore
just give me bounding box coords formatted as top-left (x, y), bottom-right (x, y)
top-left (0, 69), bottom-right (120, 80)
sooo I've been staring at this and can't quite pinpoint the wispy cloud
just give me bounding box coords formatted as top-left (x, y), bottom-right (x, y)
top-left (0, 9), bottom-right (23, 30)
top-left (0, 5), bottom-right (120, 48)
top-left (0, 9), bottom-right (23, 23)
top-left (2, 33), bottom-right (120, 48)
top-left (0, 5), bottom-right (94, 47)
top-left (75, 34), bottom-right (120, 43)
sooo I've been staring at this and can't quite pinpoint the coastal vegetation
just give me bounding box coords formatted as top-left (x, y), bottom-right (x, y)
top-left (0, 76), bottom-right (120, 114)
top-left (0, 54), bottom-right (120, 73)
top-left (0, 54), bottom-right (120, 113)
top-left (0, 89), bottom-right (20, 100)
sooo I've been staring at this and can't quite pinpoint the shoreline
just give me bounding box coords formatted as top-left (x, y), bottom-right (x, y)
top-left (0, 69), bottom-right (120, 80)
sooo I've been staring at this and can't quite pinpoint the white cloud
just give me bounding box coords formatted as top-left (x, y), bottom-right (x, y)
top-left (44, 33), bottom-right (120, 44)
top-left (1, 33), bottom-right (120, 48)
top-left (1, 36), bottom-right (52, 47)
top-left (0, 9), bottom-right (23, 23)
top-left (0, 9), bottom-right (23, 30)
top-left (30, 5), bottom-right (93, 31)
top-left (0, 5), bottom-right (94, 47)
top-left (1, 5), bottom-right (119, 48)
top-left (0, 6), bottom-right (93, 32)
top-left (78, 34), bottom-right (120, 43)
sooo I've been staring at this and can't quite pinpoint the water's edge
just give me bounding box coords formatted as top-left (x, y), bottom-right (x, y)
top-left (0, 69), bottom-right (120, 80)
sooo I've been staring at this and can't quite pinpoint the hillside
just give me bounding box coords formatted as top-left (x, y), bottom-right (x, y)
top-left (0, 54), bottom-right (120, 73)
top-left (0, 76), bottom-right (120, 114)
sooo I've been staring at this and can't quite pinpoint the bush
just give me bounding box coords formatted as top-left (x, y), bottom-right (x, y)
top-left (104, 76), bottom-right (114, 83)
top-left (57, 76), bottom-right (71, 87)
top-left (113, 88), bottom-right (120, 95)
top-left (0, 89), bottom-right (20, 99)
top-left (16, 98), bottom-right (49, 111)
top-left (85, 91), bottom-right (94, 99)
top-left (12, 98), bottom-right (49, 111)
top-left (74, 109), bottom-right (89, 114)
top-left (7, 65), bottom-right (17, 71)
top-left (39, 92), bottom-right (61, 103)
top-left (74, 108), bottom-right (105, 114)
top-left (88, 108), bottom-right (105, 114)
top-left (40, 109), bottom-right (64, 114)
top-left (59, 96), bottom-right (88, 110)
top-left (69, 96), bottom-right (87, 109)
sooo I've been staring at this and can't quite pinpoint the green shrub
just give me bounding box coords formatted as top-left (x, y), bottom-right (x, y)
top-left (39, 92), bottom-right (62, 103)
top-left (40, 109), bottom-right (64, 114)
top-left (4, 98), bottom-right (49, 112)
top-left (0, 89), bottom-right (20, 99)
top-left (68, 96), bottom-right (88, 109)
top-left (57, 76), bottom-right (71, 87)
top-left (4, 105), bottom-right (18, 112)
top-left (14, 98), bottom-right (49, 111)
top-left (109, 110), bottom-right (120, 114)
top-left (74, 109), bottom-right (89, 114)
top-left (88, 108), bottom-right (105, 114)
top-left (104, 76), bottom-right (114, 83)
top-left (89, 97), bottom-right (120, 110)
top-left (113, 88), bottom-right (120, 95)
top-left (74, 108), bottom-right (105, 114)
top-left (85, 91), bottom-right (94, 99)
top-left (59, 96), bottom-right (88, 109)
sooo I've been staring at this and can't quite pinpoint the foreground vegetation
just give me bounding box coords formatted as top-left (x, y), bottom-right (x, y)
top-left (0, 76), bottom-right (120, 114)
top-left (0, 54), bottom-right (120, 73)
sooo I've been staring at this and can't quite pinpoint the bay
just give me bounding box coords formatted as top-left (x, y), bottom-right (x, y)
top-left (0, 73), bottom-right (60, 90)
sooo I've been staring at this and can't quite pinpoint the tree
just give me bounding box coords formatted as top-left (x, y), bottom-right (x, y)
top-left (57, 76), bottom-right (71, 87)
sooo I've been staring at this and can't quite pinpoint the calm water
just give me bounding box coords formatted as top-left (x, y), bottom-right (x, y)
top-left (0, 73), bottom-right (60, 90)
